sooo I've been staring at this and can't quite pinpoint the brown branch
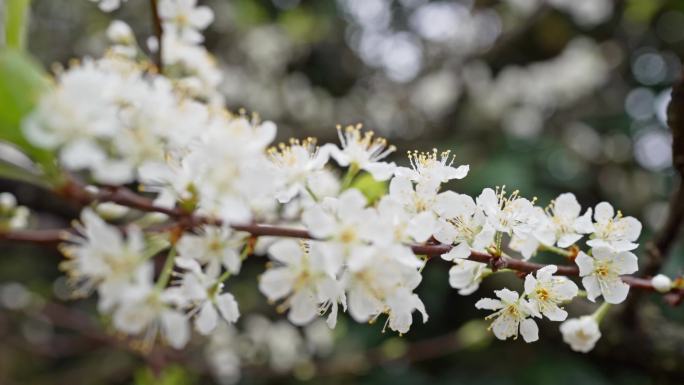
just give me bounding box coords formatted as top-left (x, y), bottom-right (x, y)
top-left (1, 179), bottom-right (680, 300)
top-left (149, 0), bottom-right (164, 72)
top-left (2, 222), bottom-right (682, 298)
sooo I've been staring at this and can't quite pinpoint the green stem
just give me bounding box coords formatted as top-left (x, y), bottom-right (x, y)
top-left (592, 302), bottom-right (611, 323)
top-left (219, 241), bottom-right (252, 283)
top-left (304, 184), bottom-right (319, 202)
top-left (155, 247), bottom-right (177, 290)
top-left (4, 0), bottom-right (31, 51)
top-left (341, 163), bottom-right (360, 190)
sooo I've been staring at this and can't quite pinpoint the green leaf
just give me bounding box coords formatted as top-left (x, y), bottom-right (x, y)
top-left (350, 172), bottom-right (388, 204)
top-left (0, 49), bottom-right (59, 180)
top-left (4, 0), bottom-right (31, 51)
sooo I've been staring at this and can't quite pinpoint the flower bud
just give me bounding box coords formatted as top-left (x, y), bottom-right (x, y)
top-left (107, 20), bottom-right (134, 45)
top-left (0, 192), bottom-right (17, 211)
top-left (651, 274), bottom-right (673, 293)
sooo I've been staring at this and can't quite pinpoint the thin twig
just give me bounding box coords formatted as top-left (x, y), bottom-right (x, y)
top-left (149, 0), bottom-right (164, 72)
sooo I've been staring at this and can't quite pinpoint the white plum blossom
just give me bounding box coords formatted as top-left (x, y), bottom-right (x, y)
top-left (524, 265), bottom-right (578, 321)
top-left (575, 247), bottom-right (639, 304)
top-left (342, 244), bottom-right (427, 334)
top-left (159, 0), bottom-right (214, 44)
top-left (112, 283), bottom-right (191, 350)
top-left (267, 138), bottom-right (331, 203)
top-left (327, 125), bottom-right (396, 181)
top-left (176, 226), bottom-right (247, 277)
top-left (535, 193), bottom-right (594, 248)
top-left (559, 315), bottom-right (602, 353)
top-left (395, 149), bottom-right (469, 185)
top-left (587, 202), bottom-right (642, 252)
top-left (445, 259), bottom-right (488, 295)
top-left (508, 207), bottom-right (549, 260)
top-left (259, 240), bottom-right (345, 328)
top-left (168, 258), bottom-right (240, 335)
top-left (386, 175), bottom-right (443, 243)
top-left (477, 187), bottom-right (536, 237)
top-left (476, 288), bottom-right (540, 342)
top-left (59, 209), bottom-right (149, 310)
top-left (433, 191), bottom-right (495, 259)
top-left (302, 189), bottom-right (381, 263)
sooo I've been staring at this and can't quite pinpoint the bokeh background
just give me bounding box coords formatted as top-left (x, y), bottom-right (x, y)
top-left (2, 0), bottom-right (684, 384)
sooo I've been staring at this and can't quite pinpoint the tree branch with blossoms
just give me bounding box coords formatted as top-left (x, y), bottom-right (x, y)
top-left (1, 0), bottom-right (684, 382)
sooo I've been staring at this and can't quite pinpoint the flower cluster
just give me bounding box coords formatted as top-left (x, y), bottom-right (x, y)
top-left (8, 0), bottom-right (671, 374)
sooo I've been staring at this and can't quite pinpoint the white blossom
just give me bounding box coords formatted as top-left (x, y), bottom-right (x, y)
top-left (587, 202), bottom-right (642, 252)
top-left (112, 283), bottom-right (190, 350)
top-left (159, 0), bottom-right (214, 44)
top-left (343, 244), bottom-right (427, 333)
top-left (446, 259), bottom-right (488, 295)
top-left (302, 189), bottom-right (383, 263)
top-left (267, 138), bottom-right (331, 203)
top-left (433, 191), bottom-right (495, 259)
top-left (535, 193), bottom-right (594, 248)
top-left (476, 288), bottom-right (540, 342)
top-left (395, 149), bottom-right (469, 185)
top-left (386, 176), bottom-right (443, 243)
top-left (559, 315), bottom-right (601, 353)
top-left (59, 209), bottom-right (148, 311)
top-left (168, 258), bottom-right (240, 335)
top-left (176, 226), bottom-right (247, 277)
top-left (524, 265), bottom-right (578, 321)
top-left (575, 247), bottom-right (638, 304)
top-left (476, 187), bottom-right (536, 237)
top-left (327, 125), bottom-right (396, 181)
top-left (259, 240), bottom-right (345, 328)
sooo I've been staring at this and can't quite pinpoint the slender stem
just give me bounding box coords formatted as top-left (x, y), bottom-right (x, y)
top-left (149, 0), bottom-right (164, 72)
top-left (305, 184), bottom-right (319, 202)
top-left (155, 246), bottom-right (177, 290)
top-left (4, 0), bottom-right (31, 51)
top-left (341, 163), bottom-right (360, 190)
top-left (592, 302), bottom-right (611, 323)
